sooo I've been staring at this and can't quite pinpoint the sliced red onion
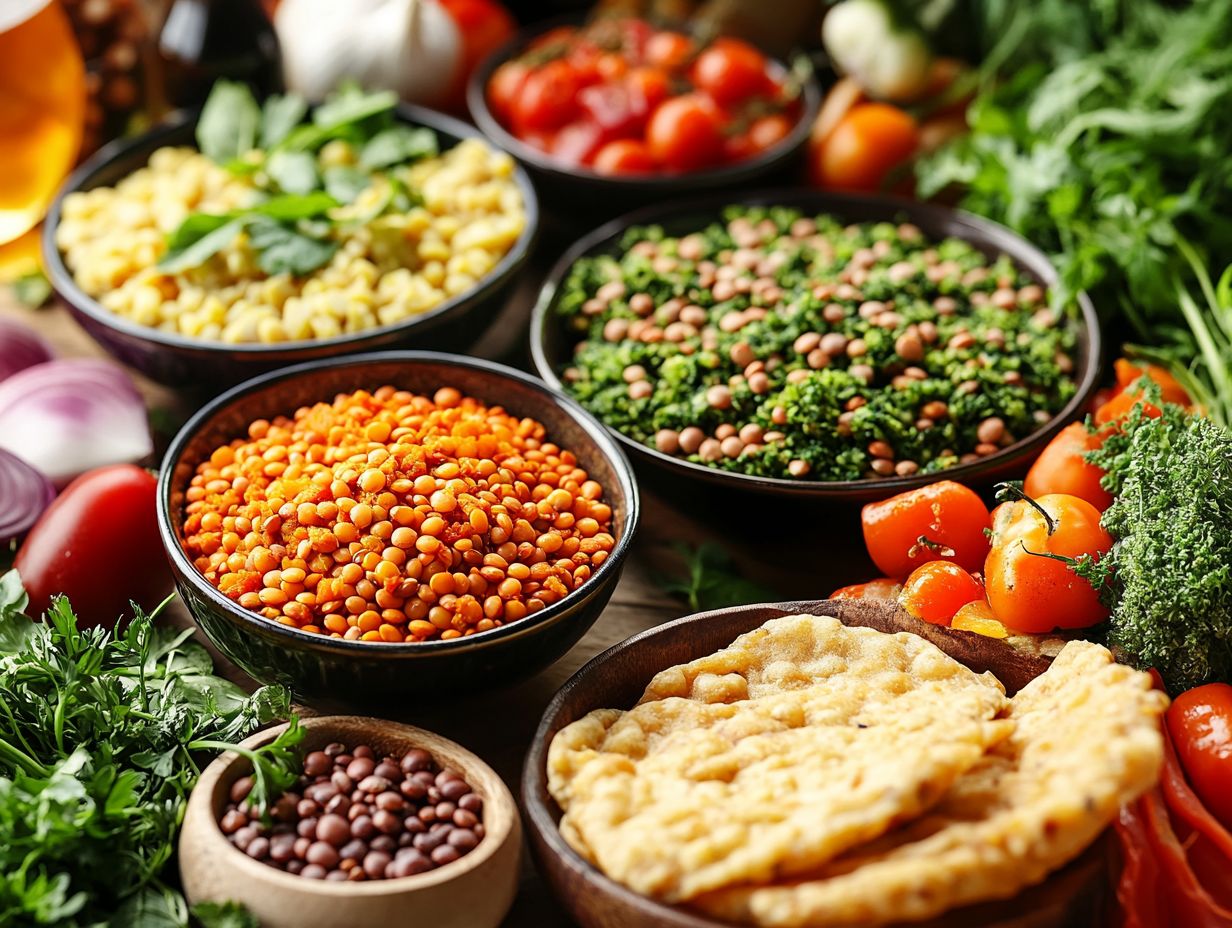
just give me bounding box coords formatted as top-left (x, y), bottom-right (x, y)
top-left (0, 359), bottom-right (153, 486)
top-left (0, 447), bottom-right (55, 545)
top-left (0, 318), bottom-right (54, 384)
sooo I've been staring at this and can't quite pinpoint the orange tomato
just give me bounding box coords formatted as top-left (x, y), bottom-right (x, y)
top-left (1094, 389), bottom-right (1164, 427)
top-left (1024, 422), bottom-right (1113, 511)
top-left (810, 102), bottom-right (918, 192)
top-left (899, 561), bottom-right (985, 626)
top-left (829, 578), bottom-right (902, 601)
top-left (861, 480), bottom-right (992, 580)
top-left (1167, 684), bottom-right (1232, 831)
top-left (984, 493), bottom-right (1112, 633)
top-left (1115, 359), bottom-right (1191, 405)
top-left (951, 600), bottom-right (1009, 639)
top-left (593, 139), bottom-right (657, 175)
top-left (644, 30), bottom-right (694, 70)
top-left (689, 38), bottom-right (770, 107)
top-left (646, 94), bottom-right (726, 172)
top-left (749, 114), bottom-right (793, 151)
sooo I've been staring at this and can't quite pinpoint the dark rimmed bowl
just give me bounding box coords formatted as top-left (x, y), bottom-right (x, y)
top-left (522, 599), bottom-right (1112, 928)
top-left (157, 351), bottom-right (639, 709)
top-left (42, 105), bottom-right (539, 388)
top-left (467, 17), bottom-right (821, 219)
top-left (530, 190), bottom-right (1101, 505)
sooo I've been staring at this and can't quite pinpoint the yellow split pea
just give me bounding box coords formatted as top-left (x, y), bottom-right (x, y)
top-left (180, 386), bottom-right (616, 642)
top-left (55, 138), bottom-right (525, 344)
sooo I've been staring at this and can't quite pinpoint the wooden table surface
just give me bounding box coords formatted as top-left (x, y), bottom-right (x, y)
top-left (0, 260), bottom-right (875, 925)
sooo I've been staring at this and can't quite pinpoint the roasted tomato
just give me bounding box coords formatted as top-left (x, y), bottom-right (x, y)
top-left (1024, 422), bottom-right (1113, 511)
top-left (983, 491), bottom-right (1112, 633)
top-left (899, 561), bottom-right (985, 626)
top-left (1167, 684), bottom-right (1232, 831)
top-left (861, 480), bottom-right (992, 580)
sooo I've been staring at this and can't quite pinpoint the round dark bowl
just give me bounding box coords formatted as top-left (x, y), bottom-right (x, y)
top-left (530, 190), bottom-right (1101, 505)
top-left (522, 598), bottom-right (1112, 928)
top-left (42, 105), bottom-right (539, 388)
top-left (157, 351), bottom-right (639, 710)
top-left (467, 17), bottom-right (821, 220)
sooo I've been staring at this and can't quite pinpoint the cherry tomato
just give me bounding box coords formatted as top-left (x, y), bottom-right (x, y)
top-left (437, 0), bottom-right (516, 111)
top-left (829, 578), bottom-right (902, 601)
top-left (625, 66), bottom-right (670, 113)
top-left (810, 102), bottom-right (919, 192)
top-left (690, 38), bottom-right (771, 107)
top-left (1167, 684), bottom-right (1232, 831)
top-left (951, 600), bottom-right (1009, 639)
top-left (549, 121), bottom-right (605, 167)
top-left (1088, 384), bottom-right (1121, 417)
top-left (984, 492), bottom-right (1112, 633)
top-left (1115, 358), bottom-right (1191, 405)
top-left (15, 464), bottom-right (170, 627)
top-left (646, 93), bottom-right (726, 172)
top-left (513, 59), bottom-right (582, 133)
top-left (578, 81), bottom-right (645, 140)
top-left (748, 114), bottom-right (793, 153)
top-left (1024, 422), bottom-right (1113, 511)
top-left (899, 561), bottom-right (985, 626)
top-left (644, 30), bottom-right (694, 70)
top-left (596, 52), bottom-right (629, 82)
top-left (487, 59), bottom-right (530, 124)
top-left (593, 139), bottom-right (657, 175)
top-left (615, 17), bottom-right (654, 59)
top-left (861, 480), bottom-right (992, 580)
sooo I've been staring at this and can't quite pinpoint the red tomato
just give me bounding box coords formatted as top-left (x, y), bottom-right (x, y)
top-left (625, 66), bottom-right (669, 112)
top-left (487, 60), bottom-right (530, 124)
top-left (15, 464), bottom-right (170, 627)
top-left (644, 30), bottom-right (694, 70)
top-left (861, 480), bottom-right (992, 580)
top-left (549, 121), bottom-right (605, 167)
top-left (513, 60), bottom-right (583, 133)
top-left (1167, 684), bottom-right (1232, 831)
top-left (615, 17), bottom-right (654, 59)
top-left (810, 102), bottom-right (919, 192)
top-left (984, 493), bottom-right (1112, 633)
top-left (899, 561), bottom-right (985, 626)
top-left (593, 139), bottom-right (657, 175)
top-left (437, 0), bottom-right (516, 111)
top-left (690, 37), bottom-right (771, 107)
top-left (596, 52), bottom-right (629, 82)
top-left (646, 93), bottom-right (725, 172)
top-left (1024, 422), bottom-right (1113, 511)
top-left (578, 81), bottom-right (646, 140)
top-left (748, 114), bottom-right (793, 152)
top-left (829, 578), bottom-right (902, 601)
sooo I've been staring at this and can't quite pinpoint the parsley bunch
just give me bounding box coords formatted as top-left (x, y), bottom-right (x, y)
top-left (0, 572), bottom-right (300, 927)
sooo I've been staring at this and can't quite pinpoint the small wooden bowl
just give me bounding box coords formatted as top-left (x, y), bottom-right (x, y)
top-left (522, 599), bottom-right (1113, 928)
top-left (181, 716), bottom-right (521, 928)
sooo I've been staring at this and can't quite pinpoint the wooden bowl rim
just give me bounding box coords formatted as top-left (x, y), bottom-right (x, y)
top-left (528, 188), bottom-right (1102, 500)
top-left (156, 349), bottom-right (641, 656)
top-left (185, 714), bottom-right (520, 897)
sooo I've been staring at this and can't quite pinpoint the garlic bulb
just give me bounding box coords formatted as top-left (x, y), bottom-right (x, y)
top-left (275, 0), bottom-right (463, 107)
top-left (822, 0), bottom-right (932, 103)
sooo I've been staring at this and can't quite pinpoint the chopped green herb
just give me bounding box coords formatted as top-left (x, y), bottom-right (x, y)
top-left (360, 125), bottom-right (438, 171)
top-left (265, 149), bottom-right (320, 196)
top-left (196, 80), bottom-right (261, 165)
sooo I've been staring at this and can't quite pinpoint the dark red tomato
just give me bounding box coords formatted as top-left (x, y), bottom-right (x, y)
top-left (550, 121), bottom-right (605, 167)
top-left (487, 60), bottom-right (530, 124)
top-left (1168, 684), bottom-right (1232, 831)
top-left (690, 38), bottom-right (771, 107)
top-left (748, 114), bottom-right (793, 152)
top-left (626, 66), bottom-right (669, 112)
top-left (578, 82), bottom-right (646, 140)
top-left (644, 30), bottom-right (694, 70)
top-left (513, 60), bottom-right (582, 133)
top-left (437, 0), bottom-right (515, 111)
top-left (15, 464), bottom-right (170, 627)
top-left (647, 93), bottom-right (725, 172)
top-left (593, 139), bottom-right (657, 175)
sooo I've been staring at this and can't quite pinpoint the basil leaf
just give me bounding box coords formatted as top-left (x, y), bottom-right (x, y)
top-left (323, 166), bottom-right (371, 204)
top-left (313, 87), bottom-right (399, 132)
top-left (359, 125), bottom-right (438, 170)
top-left (159, 215), bottom-right (247, 273)
top-left (196, 80), bottom-right (261, 164)
top-left (260, 93), bottom-right (309, 148)
top-left (265, 150), bottom-right (320, 195)
top-left (276, 122), bottom-right (330, 153)
top-left (247, 218), bottom-right (338, 276)
top-left (250, 191), bottom-right (338, 221)
top-left (192, 901), bottom-right (260, 928)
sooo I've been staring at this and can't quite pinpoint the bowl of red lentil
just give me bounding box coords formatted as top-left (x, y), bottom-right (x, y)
top-left (158, 351), bottom-right (639, 707)
top-left (529, 190), bottom-right (1100, 504)
top-left (180, 715), bottom-right (520, 928)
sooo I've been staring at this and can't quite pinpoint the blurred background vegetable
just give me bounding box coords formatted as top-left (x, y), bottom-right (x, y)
top-left (0, 449), bottom-right (55, 549)
top-left (0, 317), bottom-right (53, 383)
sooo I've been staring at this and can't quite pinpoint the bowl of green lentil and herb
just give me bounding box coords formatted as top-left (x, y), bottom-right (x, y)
top-left (530, 192), bottom-right (1099, 501)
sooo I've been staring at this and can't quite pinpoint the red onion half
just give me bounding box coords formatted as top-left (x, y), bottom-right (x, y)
top-left (0, 447), bottom-right (55, 545)
top-left (0, 317), bottom-right (54, 384)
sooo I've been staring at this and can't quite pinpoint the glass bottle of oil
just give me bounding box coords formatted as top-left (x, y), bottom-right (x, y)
top-left (156, 0), bottom-right (281, 109)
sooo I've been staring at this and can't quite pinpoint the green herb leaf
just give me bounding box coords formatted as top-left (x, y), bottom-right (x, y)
top-left (159, 216), bottom-right (246, 274)
top-left (359, 125), bottom-right (438, 170)
top-left (249, 191), bottom-right (338, 221)
top-left (247, 217), bottom-right (338, 276)
top-left (13, 270), bottom-right (52, 309)
top-left (265, 150), bottom-right (320, 195)
top-left (192, 900), bottom-right (259, 928)
top-left (323, 166), bottom-right (371, 204)
top-left (312, 84), bottom-right (399, 132)
top-left (196, 81), bottom-right (261, 164)
top-left (260, 93), bottom-right (309, 149)
top-left (654, 542), bottom-right (775, 613)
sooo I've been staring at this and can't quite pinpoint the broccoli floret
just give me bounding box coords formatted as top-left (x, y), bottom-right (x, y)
top-left (1088, 406), bottom-right (1232, 690)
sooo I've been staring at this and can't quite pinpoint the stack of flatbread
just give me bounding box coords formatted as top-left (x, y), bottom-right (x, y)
top-left (547, 615), bottom-right (1167, 927)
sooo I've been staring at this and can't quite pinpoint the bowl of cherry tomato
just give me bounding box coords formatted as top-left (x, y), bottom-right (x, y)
top-left (468, 16), bottom-right (821, 213)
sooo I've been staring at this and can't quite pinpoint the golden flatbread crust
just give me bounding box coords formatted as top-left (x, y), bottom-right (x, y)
top-left (693, 639), bottom-right (1167, 927)
top-left (547, 616), bottom-right (1011, 903)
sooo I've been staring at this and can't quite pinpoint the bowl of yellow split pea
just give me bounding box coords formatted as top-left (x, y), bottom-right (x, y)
top-left (43, 83), bottom-right (538, 387)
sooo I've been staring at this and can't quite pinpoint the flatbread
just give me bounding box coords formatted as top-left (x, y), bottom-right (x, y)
top-left (693, 639), bottom-right (1167, 927)
top-left (547, 615), bottom-right (1012, 903)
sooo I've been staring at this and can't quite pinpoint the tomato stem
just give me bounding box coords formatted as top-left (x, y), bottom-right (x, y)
top-left (910, 534), bottom-right (956, 558)
top-left (996, 482), bottom-right (1057, 535)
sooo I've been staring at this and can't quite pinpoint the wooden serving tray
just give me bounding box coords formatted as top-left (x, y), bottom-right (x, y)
top-left (522, 599), bottom-right (1113, 928)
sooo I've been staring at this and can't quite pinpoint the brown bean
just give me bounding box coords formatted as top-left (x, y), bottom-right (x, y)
top-left (846, 338), bottom-right (867, 358)
top-left (868, 441), bottom-right (895, 459)
top-left (787, 459), bottom-right (811, 478)
top-left (895, 460), bottom-right (919, 477)
top-left (870, 459), bottom-right (895, 476)
top-left (621, 364), bottom-right (646, 383)
top-left (628, 380), bottom-right (653, 400)
top-left (895, 332), bottom-right (924, 361)
top-left (819, 333), bottom-right (847, 356)
top-left (771, 406), bottom-right (788, 425)
top-left (705, 385), bottom-right (732, 409)
top-left (748, 371), bottom-right (770, 394)
top-left (975, 442), bottom-right (1000, 456)
top-left (793, 332), bottom-right (821, 354)
top-left (976, 417), bottom-right (1005, 444)
top-left (304, 751), bottom-right (332, 776)
top-left (933, 296), bottom-right (958, 315)
top-left (654, 429), bottom-right (680, 454)
top-left (678, 426), bottom-right (705, 454)
top-left (307, 841), bottom-right (340, 868)
top-left (698, 438), bottom-right (723, 462)
top-left (730, 342), bottom-right (755, 367)
top-left (806, 348), bottom-right (830, 370)
top-left (921, 401), bottom-right (948, 420)
top-left (823, 303), bottom-right (847, 323)
top-left (720, 436), bottom-right (744, 458)
top-left (949, 332), bottom-right (975, 350)
top-left (849, 364), bottom-right (875, 383)
top-left (602, 318), bottom-right (629, 342)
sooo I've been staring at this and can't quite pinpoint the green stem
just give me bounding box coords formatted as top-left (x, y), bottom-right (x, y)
top-left (0, 735), bottom-right (49, 778)
top-left (995, 483), bottom-right (1057, 535)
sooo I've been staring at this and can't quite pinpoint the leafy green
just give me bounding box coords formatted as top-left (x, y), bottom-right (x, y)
top-left (258, 94), bottom-right (308, 149)
top-left (655, 542), bottom-right (776, 613)
top-left (13, 270), bottom-right (52, 309)
top-left (192, 901), bottom-right (259, 928)
top-left (196, 80), bottom-right (262, 164)
top-left (359, 125), bottom-right (438, 171)
top-left (1079, 404), bottom-right (1232, 691)
top-left (246, 217), bottom-right (339, 277)
top-left (159, 215), bottom-right (247, 274)
top-left (0, 572), bottom-right (302, 927)
top-left (265, 150), bottom-right (320, 196)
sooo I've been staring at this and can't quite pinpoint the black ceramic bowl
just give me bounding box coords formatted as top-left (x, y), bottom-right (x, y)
top-left (157, 352), bottom-right (639, 709)
top-left (42, 105), bottom-right (539, 388)
top-left (530, 190), bottom-right (1101, 505)
top-left (467, 18), bottom-right (821, 219)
